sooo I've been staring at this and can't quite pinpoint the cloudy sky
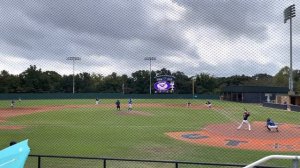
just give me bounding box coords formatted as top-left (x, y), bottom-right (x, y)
top-left (0, 0), bottom-right (300, 77)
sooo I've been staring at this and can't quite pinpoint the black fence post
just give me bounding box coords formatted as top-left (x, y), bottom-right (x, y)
top-left (175, 162), bottom-right (178, 168)
top-left (103, 159), bottom-right (106, 168)
top-left (38, 156), bottom-right (41, 168)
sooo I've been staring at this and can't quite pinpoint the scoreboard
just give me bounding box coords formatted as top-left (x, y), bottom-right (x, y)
top-left (154, 75), bottom-right (175, 93)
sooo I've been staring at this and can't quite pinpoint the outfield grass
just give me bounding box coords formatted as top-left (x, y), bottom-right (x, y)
top-left (0, 99), bottom-right (299, 167)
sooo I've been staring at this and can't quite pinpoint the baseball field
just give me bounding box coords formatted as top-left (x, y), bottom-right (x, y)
top-left (0, 99), bottom-right (299, 167)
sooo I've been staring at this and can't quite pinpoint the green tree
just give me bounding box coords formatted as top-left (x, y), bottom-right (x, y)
top-left (120, 74), bottom-right (135, 94)
top-left (131, 70), bottom-right (151, 93)
top-left (195, 73), bottom-right (217, 93)
top-left (290, 69), bottom-right (300, 92)
top-left (156, 68), bottom-right (171, 76)
top-left (223, 75), bottom-right (251, 86)
top-left (91, 73), bottom-right (104, 92)
top-left (171, 71), bottom-right (190, 94)
top-left (273, 66), bottom-right (289, 87)
top-left (43, 71), bottom-right (62, 92)
top-left (101, 72), bottom-right (123, 93)
top-left (77, 72), bottom-right (94, 92)
top-left (19, 65), bottom-right (46, 92)
top-left (0, 70), bottom-right (20, 93)
top-left (244, 73), bottom-right (274, 86)
top-left (61, 75), bottom-right (73, 93)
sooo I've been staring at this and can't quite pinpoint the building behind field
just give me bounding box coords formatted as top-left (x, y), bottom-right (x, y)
top-left (222, 86), bottom-right (289, 103)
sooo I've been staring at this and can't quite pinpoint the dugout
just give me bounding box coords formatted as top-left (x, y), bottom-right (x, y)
top-left (267, 94), bottom-right (300, 112)
top-left (222, 86), bottom-right (289, 103)
top-left (287, 95), bottom-right (300, 106)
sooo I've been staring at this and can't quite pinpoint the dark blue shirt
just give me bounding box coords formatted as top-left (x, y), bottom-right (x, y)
top-left (267, 120), bottom-right (275, 126)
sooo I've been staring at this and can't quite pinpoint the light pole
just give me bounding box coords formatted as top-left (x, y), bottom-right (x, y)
top-left (67, 57), bottom-right (81, 94)
top-left (191, 76), bottom-right (196, 98)
top-left (284, 4), bottom-right (296, 95)
top-left (144, 57), bottom-right (156, 94)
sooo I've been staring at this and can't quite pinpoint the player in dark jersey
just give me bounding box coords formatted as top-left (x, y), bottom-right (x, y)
top-left (205, 101), bottom-right (212, 108)
top-left (116, 100), bottom-right (121, 111)
top-left (237, 110), bottom-right (251, 131)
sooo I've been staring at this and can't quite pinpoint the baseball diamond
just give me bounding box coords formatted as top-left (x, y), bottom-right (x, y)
top-left (0, 99), bottom-right (299, 167)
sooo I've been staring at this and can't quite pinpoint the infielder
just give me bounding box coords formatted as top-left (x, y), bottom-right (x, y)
top-left (206, 101), bottom-right (212, 108)
top-left (237, 110), bottom-right (251, 131)
top-left (10, 100), bottom-right (15, 108)
top-left (187, 101), bottom-right (191, 108)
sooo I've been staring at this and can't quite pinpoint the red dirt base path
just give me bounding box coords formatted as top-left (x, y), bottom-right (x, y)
top-left (0, 104), bottom-right (154, 130)
top-left (166, 121), bottom-right (300, 152)
top-left (0, 105), bottom-right (106, 130)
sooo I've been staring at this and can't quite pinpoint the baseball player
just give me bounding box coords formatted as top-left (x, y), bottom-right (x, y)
top-left (116, 100), bottom-right (121, 111)
top-left (206, 101), bottom-right (212, 108)
top-left (266, 118), bottom-right (279, 132)
top-left (237, 110), bottom-right (251, 131)
top-left (10, 99), bottom-right (15, 108)
top-left (187, 101), bottom-right (192, 108)
top-left (95, 97), bottom-right (100, 105)
top-left (128, 98), bottom-right (133, 111)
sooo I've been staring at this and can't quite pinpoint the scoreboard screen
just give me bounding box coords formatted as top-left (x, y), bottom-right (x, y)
top-left (154, 75), bottom-right (175, 93)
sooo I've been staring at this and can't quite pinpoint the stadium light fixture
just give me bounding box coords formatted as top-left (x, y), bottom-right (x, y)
top-left (284, 4), bottom-right (296, 94)
top-left (144, 57), bottom-right (156, 94)
top-left (67, 57), bottom-right (81, 94)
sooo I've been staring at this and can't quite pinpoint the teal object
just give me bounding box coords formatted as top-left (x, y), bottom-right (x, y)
top-left (0, 139), bottom-right (30, 168)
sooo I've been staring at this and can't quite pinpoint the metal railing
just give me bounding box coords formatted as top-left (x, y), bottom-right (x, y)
top-left (244, 155), bottom-right (299, 168)
top-left (27, 155), bottom-right (284, 168)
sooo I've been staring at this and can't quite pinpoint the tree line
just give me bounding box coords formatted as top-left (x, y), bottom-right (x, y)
top-left (0, 65), bottom-right (298, 94)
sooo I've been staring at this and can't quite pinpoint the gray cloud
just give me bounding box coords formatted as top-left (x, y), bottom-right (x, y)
top-left (173, 0), bottom-right (274, 41)
top-left (12, 1), bottom-right (147, 39)
top-left (0, 0), bottom-right (297, 78)
top-left (0, 1), bottom-right (189, 60)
